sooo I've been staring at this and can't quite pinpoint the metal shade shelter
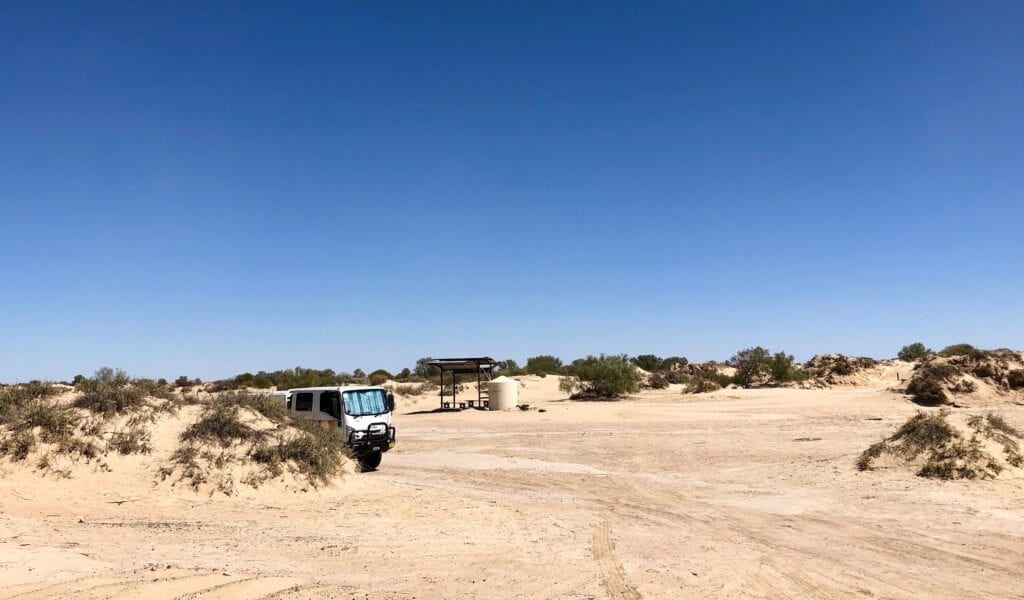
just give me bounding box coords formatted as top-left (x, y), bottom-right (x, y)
top-left (427, 357), bottom-right (498, 410)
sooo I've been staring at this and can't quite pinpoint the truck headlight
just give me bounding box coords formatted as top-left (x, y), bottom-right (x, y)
top-left (368, 423), bottom-right (386, 435)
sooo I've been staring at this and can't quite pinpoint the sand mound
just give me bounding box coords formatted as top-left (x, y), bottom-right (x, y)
top-left (858, 410), bottom-right (1024, 479)
top-left (159, 396), bottom-right (355, 496)
top-left (905, 348), bottom-right (1024, 406)
top-left (803, 354), bottom-right (879, 386)
top-left (1, 384), bottom-right (353, 496)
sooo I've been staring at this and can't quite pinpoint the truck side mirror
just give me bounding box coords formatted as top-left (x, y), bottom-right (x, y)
top-left (386, 392), bottom-right (395, 412)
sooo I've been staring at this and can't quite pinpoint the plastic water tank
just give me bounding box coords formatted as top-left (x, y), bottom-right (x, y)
top-left (487, 376), bottom-right (518, 411)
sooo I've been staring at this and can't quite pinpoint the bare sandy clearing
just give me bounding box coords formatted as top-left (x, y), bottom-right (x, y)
top-left (2, 379), bottom-right (1023, 599)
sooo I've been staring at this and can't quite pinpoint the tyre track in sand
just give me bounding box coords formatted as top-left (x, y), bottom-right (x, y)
top-left (592, 521), bottom-right (641, 600)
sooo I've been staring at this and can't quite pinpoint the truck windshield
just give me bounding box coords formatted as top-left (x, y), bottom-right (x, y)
top-left (342, 389), bottom-right (388, 416)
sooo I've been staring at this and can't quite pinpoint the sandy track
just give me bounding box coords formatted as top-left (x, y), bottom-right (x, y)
top-left (2, 380), bottom-right (1023, 598)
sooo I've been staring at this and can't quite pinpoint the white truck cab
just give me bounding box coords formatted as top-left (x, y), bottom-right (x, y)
top-left (282, 386), bottom-right (396, 471)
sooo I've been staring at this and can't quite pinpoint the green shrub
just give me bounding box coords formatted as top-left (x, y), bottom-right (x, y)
top-left (648, 373), bottom-right (669, 389)
top-left (939, 343), bottom-right (977, 357)
top-left (1007, 370), bottom-right (1024, 390)
top-left (660, 356), bottom-right (689, 371)
top-left (73, 368), bottom-right (150, 416)
top-left (731, 347), bottom-right (804, 386)
top-left (770, 352), bottom-right (807, 383)
top-left (368, 369), bottom-right (392, 386)
top-left (168, 393), bottom-right (353, 490)
top-left (897, 342), bottom-right (932, 362)
top-left (664, 370), bottom-right (689, 385)
top-left (558, 354), bottom-right (640, 399)
top-left (414, 358), bottom-right (439, 379)
top-left (107, 416), bottom-right (153, 455)
top-left (905, 363), bottom-right (958, 406)
top-left (526, 355), bottom-right (563, 376)
top-left (632, 354), bottom-right (663, 372)
top-left (856, 441), bottom-right (888, 471)
top-left (0, 430), bottom-right (37, 461)
top-left (687, 378), bottom-right (722, 394)
top-left (251, 419), bottom-right (350, 487)
top-left (180, 402), bottom-right (265, 448)
top-left (495, 359), bottom-right (524, 376)
top-left (855, 410), bottom-right (1008, 480)
top-left (731, 347), bottom-right (771, 386)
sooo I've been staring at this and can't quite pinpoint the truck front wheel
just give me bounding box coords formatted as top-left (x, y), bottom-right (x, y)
top-left (358, 450), bottom-right (382, 472)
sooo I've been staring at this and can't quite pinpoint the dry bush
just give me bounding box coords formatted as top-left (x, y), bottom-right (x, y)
top-left (107, 415), bottom-right (153, 455)
top-left (905, 348), bottom-right (1024, 405)
top-left (2, 374), bottom-right (167, 469)
top-left (858, 410), bottom-right (1023, 479)
top-left (73, 366), bottom-right (153, 413)
top-left (906, 363), bottom-right (958, 406)
top-left (804, 354), bottom-right (878, 384)
top-left (164, 393), bottom-right (351, 492)
top-left (250, 419), bottom-right (350, 487)
top-left (392, 383), bottom-right (428, 396)
top-left (647, 373), bottom-right (669, 390)
top-left (1008, 370), bottom-right (1024, 390)
top-left (179, 402), bottom-right (267, 448)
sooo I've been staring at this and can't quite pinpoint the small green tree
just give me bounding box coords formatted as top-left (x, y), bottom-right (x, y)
top-left (938, 343), bottom-right (976, 357)
top-left (660, 356), bottom-right (689, 371)
top-left (526, 355), bottom-right (563, 376)
top-left (558, 354), bottom-right (640, 399)
top-left (631, 354), bottom-right (663, 372)
top-left (731, 347), bottom-right (772, 386)
top-left (898, 342), bottom-right (932, 362)
top-left (175, 375), bottom-right (191, 388)
top-left (495, 359), bottom-right (522, 375)
top-left (732, 347), bottom-right (805, 385)
top-left (769, 352), bottom-right (806, 383)
top-left (368, 369), bottom-right (392, 385)
top-left (414, 358), bottom-right (438, 379)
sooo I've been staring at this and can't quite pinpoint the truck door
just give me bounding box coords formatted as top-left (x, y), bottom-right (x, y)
top-left (319, 390), bottom-right (342, 425)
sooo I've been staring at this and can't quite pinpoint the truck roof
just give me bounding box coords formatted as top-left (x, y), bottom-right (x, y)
top-left (286, 385), bottom-right (387, 393)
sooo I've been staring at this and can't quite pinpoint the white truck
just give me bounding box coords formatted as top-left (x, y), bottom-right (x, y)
top-left (277, 386), bottom-right (396, 471)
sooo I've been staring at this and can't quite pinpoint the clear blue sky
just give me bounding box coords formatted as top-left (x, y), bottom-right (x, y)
top-left (2, 2), bottom-right (1022, 381)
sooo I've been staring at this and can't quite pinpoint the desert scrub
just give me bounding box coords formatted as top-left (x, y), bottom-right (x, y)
top-left (106, 415), bottom-right (154, 455)
top-left (897, 342), bottom-right (932, 362)
top-left (250, 418), bottom-right (350, 487)
top-left (559, 354), bottom-right (641, 399)
top-left (858, 410), bottom-right (1022, 480)
top-left (73, 368), bottom-right (172, 416)
top-left (905, 363), bottom-right (958, 406)
top-left (165, 393), bottom-right (352, 492)
top-left (0, 383), bottom-right (102, 463)
top-left (179, 402), bottom-right (267, 448)
top-left (391, 383), bottom-right (428, 396)
top-left (647, 373), bottom-right (669, 390)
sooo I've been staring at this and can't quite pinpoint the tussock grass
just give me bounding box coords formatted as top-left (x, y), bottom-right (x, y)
top-left (180, 402), bottom-right (266, 448)
top-left (73, 368), bottom-right (172, 416)
top-left (2, 370), bottom-right (170, 470)
top-left (163, 392), bottom-right (352, 493)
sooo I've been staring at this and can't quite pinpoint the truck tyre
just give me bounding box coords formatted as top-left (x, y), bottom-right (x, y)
top-left (358, 450), bottom-right (382, 472)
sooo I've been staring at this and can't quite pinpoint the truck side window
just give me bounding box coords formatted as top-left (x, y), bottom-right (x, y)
top-left (294, 392), bottom-right (313, 412)
top-left (319, 391), bottom-right (341, 418)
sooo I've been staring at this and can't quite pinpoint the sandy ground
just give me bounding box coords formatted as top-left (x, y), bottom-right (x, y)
top-left (2, 374), bottom-right (1024, 599)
